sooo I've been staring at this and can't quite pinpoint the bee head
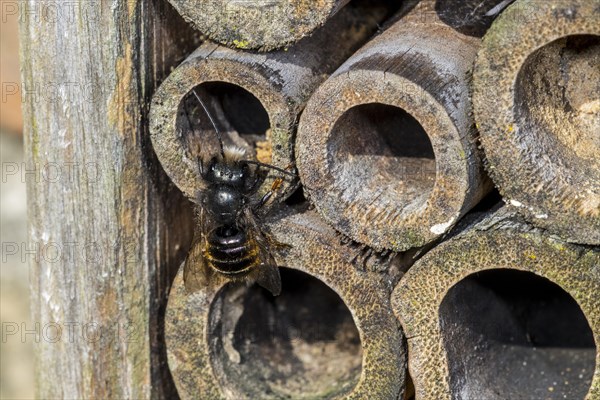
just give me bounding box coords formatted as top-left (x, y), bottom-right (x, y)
top-left (205, 159), bottom-right (249, 189)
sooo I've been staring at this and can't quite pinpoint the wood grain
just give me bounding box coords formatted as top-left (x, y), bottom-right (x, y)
top-left (21, 0), bottom-right (200, 397)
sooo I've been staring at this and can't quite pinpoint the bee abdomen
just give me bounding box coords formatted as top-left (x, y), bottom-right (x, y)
top-left (206, 228), bottom-right (260, 275)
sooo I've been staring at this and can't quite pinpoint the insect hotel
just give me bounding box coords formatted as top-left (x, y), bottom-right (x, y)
top-left (22, 0), bottom-right (598, 399)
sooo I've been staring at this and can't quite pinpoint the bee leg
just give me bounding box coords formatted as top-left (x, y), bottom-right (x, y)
top-left (267, 235), bottom-right (291, 251)
top-left (261, 223), bottom-right (291, 251)
top-left (252, 164), bottom-right (299, 212)
top-left (285, 176), bottom-right (302, 197)
top-left (197, 156), bottom-right (204, 176)
top-left (252, 177), bottom-right (281, 212)
top-left (246, 169), bottom-right (263, 196)
top-left (255, 187), bottom-right (276, 210)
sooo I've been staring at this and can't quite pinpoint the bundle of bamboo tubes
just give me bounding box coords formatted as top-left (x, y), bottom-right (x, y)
top-left (149, 0), bottom-right (599, 399)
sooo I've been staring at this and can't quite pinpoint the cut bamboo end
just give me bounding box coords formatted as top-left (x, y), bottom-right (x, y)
top-left (473, 0), bottom-right (600, 245)
top-left (391, 206), bottom-right (600, 400)
top-left (296, 15), bottom-right (490, 252)
top-left (150, 1), bottom-right (396, 201)
top-left (149, 44), bottom-right (290, 201)
top-left (166, 0), bottom-right (350, 51)
top-left (165, 209), bottom-right (406, 399)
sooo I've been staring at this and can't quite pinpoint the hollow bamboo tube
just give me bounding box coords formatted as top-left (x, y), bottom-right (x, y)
top-left (165, 209), bottom-right (407, 399)
top-left (473, 0), bottom-right (600, 245)
top-left (150, 1), bottom-right (395, 201)
top-left (392, 206), bottom-right (600, 400)
top-left (296, 1), bottom-right (493, 252)
top-left (166, 0), bottom-right (350, 51)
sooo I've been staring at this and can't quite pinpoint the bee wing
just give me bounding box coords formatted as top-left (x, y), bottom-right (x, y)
top-left (183, 241), bottom-right (211, 293)
top-left (183, 207), bottom-right (219, 293)
top-left (255, 244), bottom-right (282, 296)
top-left (243, 208), bottom-right (283, 296)
top-left (185, 126), bottom-right (203, 163)
top-left (180, 95), bottom-right (210, 194)
top-left (185, 126), bottom-right (209, 192)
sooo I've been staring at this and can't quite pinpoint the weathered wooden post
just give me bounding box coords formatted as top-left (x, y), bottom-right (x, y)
top-left (20, 0), bottom-right (200, 397)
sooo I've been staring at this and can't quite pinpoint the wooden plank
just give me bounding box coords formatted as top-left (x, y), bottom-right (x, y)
top-left (20, 0), bottom-right (200, 397)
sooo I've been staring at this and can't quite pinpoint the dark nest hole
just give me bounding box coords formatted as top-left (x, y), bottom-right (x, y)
top-left (177, 81), bottom-right (271, 160)
top-left (208, 268), bottom-right (363, 399)
top-left (435, 0), bottom-right (512, 37)
top-left (440, 269), bottom-right (596, 400)
top-left (328, 103), bottom-right (436, 214)
top-left (515, 35), bottom-right (600, 169)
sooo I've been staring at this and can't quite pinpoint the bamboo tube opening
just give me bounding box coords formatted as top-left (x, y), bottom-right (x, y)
top-left (328, 103), bottom-right (436, 220)
top-left (473, 0), bottom-right (600, 244)
top-left (392, 207), bottom-right (600, 399)
top-left (297, 68), bottom-right (486, 252)
top-left (151, 1), bottom-right (396, 201)
top-left (165, 210), bottom-right (406, 399)
top-left (209, 268), bottom-right (362, 399)
top-left (440, 269), bottom-right (596, 400)
top-left (177, 82), bottom-right (273, 164)
top-left (296, 12), bottom-right (491, 251)
top-left (515, 34), bottom-right (599, 165)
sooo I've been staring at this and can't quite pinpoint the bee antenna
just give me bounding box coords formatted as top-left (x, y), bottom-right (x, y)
top-left (192, 88), bottom-right (225, 159)
top-left (242, 160), bottom-right (298, 178)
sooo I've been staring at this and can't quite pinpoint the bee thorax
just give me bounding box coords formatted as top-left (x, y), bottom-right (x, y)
top-left (205, 185), bottom-right (244, 224)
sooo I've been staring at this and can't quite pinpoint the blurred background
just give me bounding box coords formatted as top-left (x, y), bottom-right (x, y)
top-left (1, 6), bottom-right (35, 399)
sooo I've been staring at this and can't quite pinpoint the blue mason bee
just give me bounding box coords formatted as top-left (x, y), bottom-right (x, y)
top-left (181, 89), bottom-right (296, 296)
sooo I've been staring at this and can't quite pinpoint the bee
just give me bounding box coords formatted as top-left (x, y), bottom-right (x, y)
top-left (181, 89), bottom-right (297, 296)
